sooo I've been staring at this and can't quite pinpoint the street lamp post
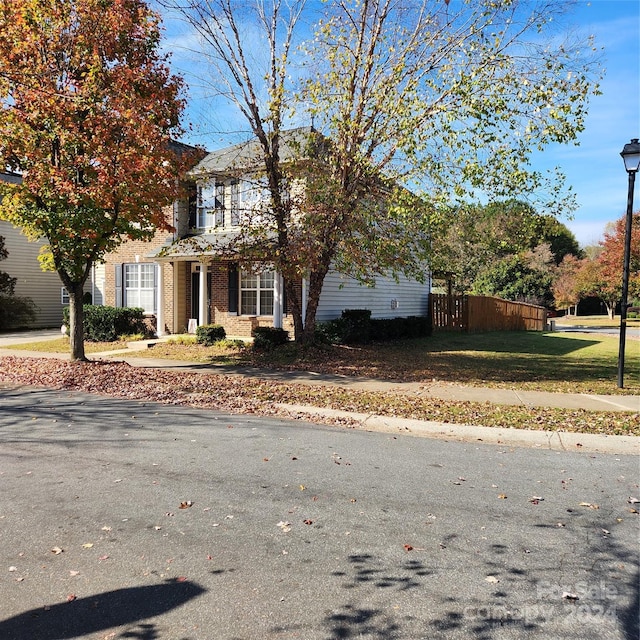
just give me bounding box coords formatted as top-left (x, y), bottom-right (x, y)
top-left (617, 138), bottom-right (640, 388)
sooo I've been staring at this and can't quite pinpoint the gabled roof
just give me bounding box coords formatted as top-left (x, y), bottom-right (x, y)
top-left (188, 126), bottom-right (326, 178)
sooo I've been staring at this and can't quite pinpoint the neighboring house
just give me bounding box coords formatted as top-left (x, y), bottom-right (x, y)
top-left (104, 128), bottom-right (430, 337)
top-left (0, 171), bottom-right (104, 329)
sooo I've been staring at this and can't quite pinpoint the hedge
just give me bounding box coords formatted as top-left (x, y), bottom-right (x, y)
top-left (63, 305), bottom-right (148, 342)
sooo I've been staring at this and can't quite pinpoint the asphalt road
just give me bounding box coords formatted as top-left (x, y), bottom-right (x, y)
top-left (0, 386), bottom-right (638, 640)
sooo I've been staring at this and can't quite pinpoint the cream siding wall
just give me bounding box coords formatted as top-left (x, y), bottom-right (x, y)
top-left (0, 221), bottom-right (67, 327)
top-left (316, 270), bottom-right (430, 322)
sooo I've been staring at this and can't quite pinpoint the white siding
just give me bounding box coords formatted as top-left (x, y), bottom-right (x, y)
top-left (316, 270), bottom-right (430, 322)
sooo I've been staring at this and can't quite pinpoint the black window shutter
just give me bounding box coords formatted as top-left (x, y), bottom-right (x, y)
top-left (228, 263), bottom-right (238, 313)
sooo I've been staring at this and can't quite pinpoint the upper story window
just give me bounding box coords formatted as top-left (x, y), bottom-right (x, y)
top-left (195, 179), bottom-right (245, 230)
top-left (194, 176), bottom-right (280, 230)
top-left (196, 181), bottom-right (224, 229)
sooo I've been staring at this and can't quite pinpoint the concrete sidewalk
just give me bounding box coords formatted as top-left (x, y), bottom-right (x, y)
top-left (0, 336), bottom-right (638, 413)
top-left (0, 334), bottom-right (638, 455)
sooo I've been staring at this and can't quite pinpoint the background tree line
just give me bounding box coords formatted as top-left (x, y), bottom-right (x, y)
top-left (430, 199), bottom-right (639, 317)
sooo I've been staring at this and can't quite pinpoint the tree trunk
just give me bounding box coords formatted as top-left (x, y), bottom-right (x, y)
top-left (298, 266), bottom-right (330, 345)
top-left (68, 282), bottom-right (87, 362)
top-left (284, 280), bottom-right (305, 342)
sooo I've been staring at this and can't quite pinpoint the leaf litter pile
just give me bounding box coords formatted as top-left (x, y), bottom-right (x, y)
top-left (0, 356), bottom-right (638, 436)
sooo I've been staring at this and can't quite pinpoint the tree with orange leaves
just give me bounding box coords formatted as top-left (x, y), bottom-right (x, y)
top-left (0, 0), bottom-right (187, 360)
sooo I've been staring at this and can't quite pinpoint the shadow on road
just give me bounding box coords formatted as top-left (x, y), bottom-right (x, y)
top-left (0, 579), bottom-right (205, 640)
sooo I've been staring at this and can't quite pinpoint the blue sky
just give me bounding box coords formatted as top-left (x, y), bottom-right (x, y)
top-left (529, 0), bottom-right (640, 247)
top-left (157, 0), bottom-right (639, 248)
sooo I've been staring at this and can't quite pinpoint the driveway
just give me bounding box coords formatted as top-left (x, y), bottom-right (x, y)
top-left (0, 387), bottom-right (637, 639)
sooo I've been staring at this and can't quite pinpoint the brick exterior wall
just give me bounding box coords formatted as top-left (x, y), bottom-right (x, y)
top-left (103, 206), bottom-right (175, 334)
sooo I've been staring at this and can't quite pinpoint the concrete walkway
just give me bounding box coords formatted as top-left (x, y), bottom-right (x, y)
top-left (0, 330), bottom-right (638, 414)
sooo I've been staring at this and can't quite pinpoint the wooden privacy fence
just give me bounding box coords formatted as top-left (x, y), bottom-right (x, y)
top-left (431, 294), bottom-right (547, 332)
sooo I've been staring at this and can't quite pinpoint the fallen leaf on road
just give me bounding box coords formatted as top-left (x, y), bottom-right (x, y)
top-left (98, 555), bottom-right (109, 561)
top-left (277, 521), bottom-right (291, 532)
top-left (529, 496), bottom-right (544, 504)
top-left (303, 519), bottom-right (313, 525)
top-left (66, 594), bottom-right (77, 602)
top-left (51, 547), bottom-right (64, 555)
top-left (82, 543), bottom-right (93, 549)
top-left (179, 501), bottom-right (194, 509)
top-left (498, 494), bottom-right (508, 499)
top-left (628, 497), bottom-right (639, 504)
top-left (562, 592), bottom-right (579, 600)
top-left (69, 570), bottom-right (80, 577)
top-left (404, 544), bottom-right (414, 552)
top-left (578, 502), bottom-right (599, 510)
top-left (485, 576), bottom-right (500, 584)
top-left (8, 566), bottom-right (17, 572)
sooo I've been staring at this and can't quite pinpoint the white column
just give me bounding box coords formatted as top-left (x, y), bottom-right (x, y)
top-left (301, 276), bottom-right (308, 328)
top-left (273, 273), bottom-right (283, 329)
top-left (198, 262), bottom-right (208, 326)
top-left (155, 262), bottom-right (165, 337)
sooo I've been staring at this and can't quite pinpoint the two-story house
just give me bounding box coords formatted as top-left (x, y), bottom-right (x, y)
top-left (104, 128), bottom-right (430, 338)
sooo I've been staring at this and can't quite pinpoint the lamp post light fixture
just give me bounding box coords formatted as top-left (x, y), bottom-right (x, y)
top-left (617, 138), bottom-right (640, 388)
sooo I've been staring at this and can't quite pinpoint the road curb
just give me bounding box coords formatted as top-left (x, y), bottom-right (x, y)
top-left (276, 403), bottom-right (640, 455)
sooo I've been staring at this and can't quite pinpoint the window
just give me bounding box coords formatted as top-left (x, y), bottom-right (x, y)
top-left (196, 181), bottom-right (225, 229)
top-left (61, 288), bottom-right (69, 304)
top-left (240, 269), bottom-right (274, 316)
top-left (124, 263), bottom-right (156, 314)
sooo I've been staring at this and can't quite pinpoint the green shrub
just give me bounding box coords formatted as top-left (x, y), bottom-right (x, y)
top-left (196, 324), bottom-right (226, 346)
top-left (0, 294), bottom-right (37, 330)
top-left (318, 314), bottom-right (432, 344)
top-left (314, 318), bottom-right (346, 344)
top-left (252, 326), bottom-right (289, 350)
top-left (62, 305), bottom-right (148, 342)
top-left (340, 309), bottom-right (372, 344)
